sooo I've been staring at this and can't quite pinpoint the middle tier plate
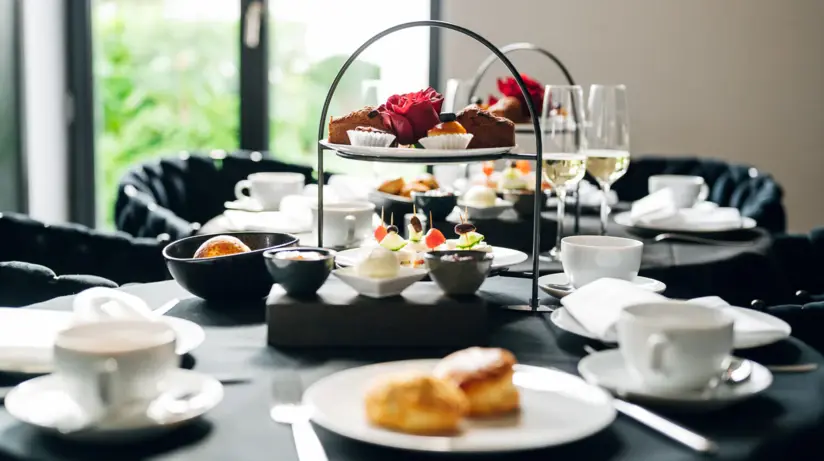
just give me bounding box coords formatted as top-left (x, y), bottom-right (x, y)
top-left (320, 140), bottom-right (517, 164)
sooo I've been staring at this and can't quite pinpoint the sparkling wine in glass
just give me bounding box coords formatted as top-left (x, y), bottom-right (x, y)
top-left (587, 84), bottom-right (630, 235)
top-left (541, 85), bottom-right (587, 261)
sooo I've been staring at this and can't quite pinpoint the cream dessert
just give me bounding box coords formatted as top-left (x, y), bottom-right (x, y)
top-left (356, 247), bottom-right (400, 279)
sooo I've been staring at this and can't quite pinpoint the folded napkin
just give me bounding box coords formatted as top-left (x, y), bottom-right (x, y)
top-left (631, 189), bottom-right (741, 230)
top-left (561, 280), bottom-right (782, 340)
top-left (561, 278), bottom-right (667, 339)
top-left (73, 287), bottom-right (156, 323)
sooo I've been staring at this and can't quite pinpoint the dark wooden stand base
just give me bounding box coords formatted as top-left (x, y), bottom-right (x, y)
top-left (266, 278), bottom-right (488, 348)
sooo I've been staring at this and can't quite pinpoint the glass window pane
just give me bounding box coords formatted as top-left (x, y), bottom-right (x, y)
top-left (268, 0), bottom-right (430, 179)
top-left (91, 0), bottom-right (240, 227)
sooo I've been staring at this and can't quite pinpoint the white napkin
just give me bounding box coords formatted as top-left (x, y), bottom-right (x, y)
top-left (630, 188), bottom-right (678, 222)
top-left (223, 210), bottom-right (310, 234)
top-left (686, 296), bottom-right (778, 334)
top-left (72, 287), bottom-right (156, 323)
top-left (561, 278), bottom-right (668, 339)
top-left (639, 206), bottom-right (742, 231)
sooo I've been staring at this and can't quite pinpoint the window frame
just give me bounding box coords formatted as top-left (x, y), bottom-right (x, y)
top-left (65, 0), bottom-right (441, 227)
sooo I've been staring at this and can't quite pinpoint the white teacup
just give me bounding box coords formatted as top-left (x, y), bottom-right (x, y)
top-left (648, 175), bottom-right (709, 209)
top-left (53, 321), bottom-right (178, 419)
top-left (561, 235), bottom-right (643, 289)
top-left (617, 302), bottom-right (734, 393)
top-left (234, 172), bottom-right (305, 210)
top-left (310, 201), bottom-right (375, 249)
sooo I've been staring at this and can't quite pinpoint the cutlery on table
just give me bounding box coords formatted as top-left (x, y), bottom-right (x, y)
top-left (581, 345), bottom-right (718, 454)
top-left (270, 373), bottom-right (328, 461)
top-left (153, 298), bottom-right (181, 317)
top-left (651, 233), bottom-right (754, 246)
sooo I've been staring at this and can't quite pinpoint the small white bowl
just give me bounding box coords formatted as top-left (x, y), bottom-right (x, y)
top-left (457, 198), bottom-right (514, 220)
top-left (333, 267), bottom-right (428, 299)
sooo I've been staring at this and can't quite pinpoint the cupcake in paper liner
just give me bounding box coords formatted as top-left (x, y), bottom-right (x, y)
top-left (418, 112), bottom-right (473, 150)
top-left (347, 127), bottom-right (396, 147)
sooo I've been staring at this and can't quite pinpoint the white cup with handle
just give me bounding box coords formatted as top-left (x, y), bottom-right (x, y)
top-left (560, 235), bottom-right (644, 289)
top-left (234, 172), bottom-right (305, 210)
top-left (53, 320), bottom-right (178, 422)
top-left (617, 301), bottom-right (734, 393)
top-left (648, 175), bottom-right (709, 209)
top-left (310, 201), bottom-right (375, 249)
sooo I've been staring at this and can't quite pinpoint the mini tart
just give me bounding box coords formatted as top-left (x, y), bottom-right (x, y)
top-left (433, 347), bottom-right (520, 417)
top-left (365, 372), bottom-right (468, 435)
top-left (419, 112), bottom-right (473, 150)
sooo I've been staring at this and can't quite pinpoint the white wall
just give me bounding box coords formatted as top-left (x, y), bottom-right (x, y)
top-left (442, 0), bottom-right (824, 232)
top-left (21, 0), bottom-right (69, 223)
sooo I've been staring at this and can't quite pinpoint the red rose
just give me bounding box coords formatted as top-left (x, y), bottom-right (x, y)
top-left (496, 74), bottom-right (544, 116)
top-left (379, 87), bottom-right (444, 144)
top-left (486, 95), bottom-right (499, 106)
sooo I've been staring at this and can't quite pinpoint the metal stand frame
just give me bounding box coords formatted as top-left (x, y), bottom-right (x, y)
top-left (316, 21), bottom-right (544, 310)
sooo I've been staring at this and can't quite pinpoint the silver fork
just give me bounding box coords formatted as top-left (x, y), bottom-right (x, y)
top-left (652, 233), bottom-right (754, 246)
top-left (270, 373), bottom-right (327, 461)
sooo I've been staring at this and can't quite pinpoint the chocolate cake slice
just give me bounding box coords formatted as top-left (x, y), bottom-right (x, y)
top-left (456, 105), bottom-right (516, 149)
top-left (327, 107), bottom-right (388, 145)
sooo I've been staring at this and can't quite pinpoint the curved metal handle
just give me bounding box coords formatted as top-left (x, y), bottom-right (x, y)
top-left (314, 21), bottom-right (545, 310)
top-left (465, 42), bottom-right (576, 108)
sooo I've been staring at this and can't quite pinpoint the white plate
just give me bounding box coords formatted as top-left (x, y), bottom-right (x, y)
top-left (538, 273), bottom-right (666, 299)
top-left (457, 198), bottom-right (513, 220)
top-left (578, 350), bottom-right (772, 411)
top-left (5, 369), bottom-right (223, 442)
top-left (333, 267), bottom-right (428, 298)
top-left (0, 308), bottom-right (205, 374)
top-left (613, 211), bottom-right (757, 233)
top-left (304, 360), bottom-right (615, 453)
top-left (224, 198), bottom-right (273, 212)
top-left (335, 246), bottom-right (528, 270)
top-left (551, 306), bottom-right (790, 349)
top-left (320, 140), bottom-right (515, 159)
top-left (223, 210), bottom-right (310, 234)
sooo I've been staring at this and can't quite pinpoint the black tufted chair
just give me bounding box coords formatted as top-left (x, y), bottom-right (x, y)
top-left (114, 151), bottom-right (328, 241)
top-left (610, 156), bottom-right (786, 233)
top-left (0, 212), bottom-right (171, 306)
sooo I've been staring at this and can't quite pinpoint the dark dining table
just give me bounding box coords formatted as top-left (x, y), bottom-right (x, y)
top-left (1, 277), bottom-right (823, 461)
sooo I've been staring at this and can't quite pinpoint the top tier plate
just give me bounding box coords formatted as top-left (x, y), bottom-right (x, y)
top-left (319, 140), bottom-right (517, 164)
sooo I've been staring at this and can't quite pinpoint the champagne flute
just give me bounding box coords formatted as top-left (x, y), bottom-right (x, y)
top-left (587, 84), bottom-right (630, 235)
top-left (541, 85), bottom-right (587, 261)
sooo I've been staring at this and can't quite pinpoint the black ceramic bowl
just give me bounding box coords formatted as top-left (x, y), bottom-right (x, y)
top-left (501, 189), bottom-right (545, 217)
top-left (367, 190), bottom-right (413, 221)
top-left (424, 250), bottom-right (494, 296)
top-left (411, 190), bottom-right (458, 222)
top-left (163, 232), bottom-right (298, 300)
top-left (263, 247), bottom-right (335, 297)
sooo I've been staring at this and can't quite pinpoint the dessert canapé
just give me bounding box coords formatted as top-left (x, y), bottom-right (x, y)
top-left (365, 372), bottom-right (468, 435)
top-left (327, 107), bottom-right (388, 145)
top-left (462, 185), bottom-right (498, 208)
top-left (433, 347), bottom-right (520, 417)
top-left (274, 251), bottom-right (325, 261)
top-left (456, 106), bottom-right (515, 149)
top-left (193, 235), bottom-right (251, 259)
top-left (356, 247), bottom-right (400, 279)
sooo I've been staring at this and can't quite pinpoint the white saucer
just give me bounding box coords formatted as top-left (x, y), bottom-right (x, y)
top-left (0, 308), bottom-right (206, 374)
top-left (223, 209), bottom-right (310, 234)
top-left (5, 368), bottom-right (223, 442)
top-left (457, 198), bottom-right (514, 220)
top-left (578, 349), bottom-right (772, 411)
top-left (613, 211), bottom-right (757, 234)
top-left (333, 267), bottom-right (428, 298)
top-left (304, 360), bottom-right (615, 453)
top-left (538, 273), bottom-right (666, 299)
top-left (550, 305), bottom-right (790, 349)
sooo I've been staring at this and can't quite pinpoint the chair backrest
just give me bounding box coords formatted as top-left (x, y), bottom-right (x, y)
top-left (115, 151), bottom-right (324, 239)
top-left (611, 155), bottom-right (786, 233)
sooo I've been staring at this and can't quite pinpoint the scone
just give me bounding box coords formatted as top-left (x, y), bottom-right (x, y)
top-left (433, 347), bottom-right (520, 417)
top-left (377, 177), bottom-right (405, 196)
top-left (193, 235), bottom-right (251, 259)
top-left (365, 372), bottom-right (468, 434)
top-left (328, 107), bottom-right (388, 145)
top-left (456, 106), bottom-right (516, 149)
top-left (487, 96), bottom-right (527, 123)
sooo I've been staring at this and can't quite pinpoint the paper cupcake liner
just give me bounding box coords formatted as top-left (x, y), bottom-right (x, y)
top-left (346, 130), bottom-right (396, 148)
top-left (418, 133), bottom-right (473, 150)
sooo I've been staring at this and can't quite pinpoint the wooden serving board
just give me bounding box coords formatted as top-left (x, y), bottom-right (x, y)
top-left (266, 278), bottom-right (488, 348)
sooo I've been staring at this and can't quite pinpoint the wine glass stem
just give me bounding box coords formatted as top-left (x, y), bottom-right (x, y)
top-left (556, 187), bottom-right (566, 250)
top-left (599, 182), bottom-right (611, 235)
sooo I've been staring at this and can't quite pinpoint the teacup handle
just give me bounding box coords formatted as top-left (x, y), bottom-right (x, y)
top-left (235, 180), bottom-right (252, 201)
top-left (647, 333), bottom-right (671, 377)
top-left (343, 215), bottom-right (357, 248)
top-left (697, 183), bottom-right (710, 203)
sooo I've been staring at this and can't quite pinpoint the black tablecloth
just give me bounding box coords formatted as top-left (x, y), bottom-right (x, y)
top-left (2, 279), bottom-right (824, 461)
